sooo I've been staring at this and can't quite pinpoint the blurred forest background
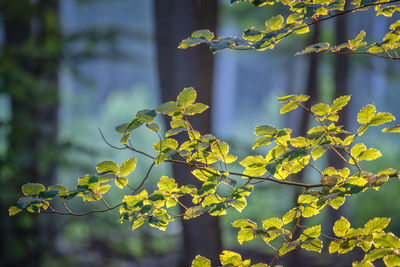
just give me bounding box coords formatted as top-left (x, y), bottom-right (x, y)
top-left (1, 0), bottom-right (400, 266)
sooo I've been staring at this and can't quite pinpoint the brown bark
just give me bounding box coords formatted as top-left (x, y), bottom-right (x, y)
top-left (0, 1), bottom-right (60, 266)
top-left (154, 1), bottom-right (221, 266)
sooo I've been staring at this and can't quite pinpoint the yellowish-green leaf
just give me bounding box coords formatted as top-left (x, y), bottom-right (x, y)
top-left (331, 95), bottom-right (351, 112)
top-left (358, 148), bottom-right (382, 161)
top-left (115, 177), bottom-right (128, 189)
top-left (192, 255), bottom-right (211, 267)
top-left (382, 125), bottom-right (400, 133)
top-left (333, 217), bottom-right (350, 237)
top-left (262, 218), bottom-right (283, 230)
top-left (311, 103), bottom-right (330, 116)
top-left (9, 206), bottom-right (22, 216)
top-left (119, 158), bottom-right (137, 177)
top-left (177, 87), bottom-right (197, 108)
top-left (351, 143), bottom-right (367, 158)
top-left (22, 183), bottom-right (45, 196)
top-left (96, 161), bottom-right (119, 174)
top-left (369, 112), bottom-right (395, 126)
top-left (280, 100), bottom-right (298, 114)
top-left (158, 176), bottom-right (178, 193)
top-left (364, 217), bottom-right (390, 235)
top-left (357, 104), bottom-right (376, 124)
top-left (220, 250), bottom-right (243, 266)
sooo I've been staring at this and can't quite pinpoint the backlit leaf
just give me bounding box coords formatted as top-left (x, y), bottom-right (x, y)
top-left (357, 104), bottom-right (376, 124)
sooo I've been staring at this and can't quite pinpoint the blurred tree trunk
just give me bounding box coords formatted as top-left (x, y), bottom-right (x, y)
top-left (154, 0), bottom-right (221, 266)
top-left (289, 23), bottom-right (321, 266)
top-left (325, 3), bottom-right (350, 256)
top-left (0, 1), bottom-right (60, 266)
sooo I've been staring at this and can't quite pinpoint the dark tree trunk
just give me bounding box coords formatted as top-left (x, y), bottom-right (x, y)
top-left (289, 23), bottom-right (321, 266)
top-left (326, 7), bottom-right (350, 236)
top-left (154, 1), bottom-right (221, 266)
top-left (0, 1), bottom-right (60, 266)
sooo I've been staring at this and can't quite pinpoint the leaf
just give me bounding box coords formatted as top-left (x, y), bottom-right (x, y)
top-left (254, 125), bottom-right (277, 136)
top-left (301, 225), bottom-right (321, 239)
top-left (279, 241), bottom-right (298, 255)
top-left (333, 217), bottom-right (350, 237)
top-left (177, 87), bottom-right (197, 108)
top-left (156, 101), bottom-right (178, 114)
top-left (382, 125), bottom-right (400, 133)
top-left (358, 148), bottom-right (382, 161)
top-left (9, 206), bottom-right (22, 216)
top-left (278, 95), bottom-right (297, 102)
top-left (184, 206), bottom-right (205, 219)
top-left (232, 219), bottom-right (257, 229)
top-left (158, 176), bottom-right (178, 193)
top-left (351, 143), bottom-right (367, 158)
top-left (364, 217), bottom-right (390, 235)
top-left (262, 218), bottom-right (283, 230)
top-left (186, 103), bottom-right (209, 115)
top-left (191, 29), bottom-right (214, 41)
top-left (369, 112), bottom-right (395, 126)
top-left (220, 250), bottom-right (243, 266)
top-left (311, 103), bottom-right (330, 116)
top-left (146, 123), bottom-right (160, 132)
top-left (119, 158), bottom-right (137, 177)
top-left (192, 255), bottom-right (211, 267)
top-left (136, 109), bottom-right (156, 123)
top-left (96, 161), bottom-right (119, 175)
top-left (283, 207), bottom-right (302, 225)
top-left (357, 104), bottom-right (376, 124)
top-left (384, 255), bottom-right (400, 267)
top-left (153, 138), bottom-right (178, 152)
top-left (296, 42), bottom-right (330, 56)
top-left (331, 95), bottom-right (351, 112)
top-left (265, 15), bottom-right (284, 30)
top-left (22, 183), bottom-right (45, 196)
top-left (300, 238), bottom-right (323, 252)
top-left (115, 177), bottom-right (128, 189)
top-left (237, 228), bottom-right (257, 244)
top-left (97, 184), bottom-right (111, 194)
top-left (280, 100), bottom-right (298, 114)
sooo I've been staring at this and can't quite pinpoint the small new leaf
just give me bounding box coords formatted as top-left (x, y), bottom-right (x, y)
top-left (357, 104), bottom-right (376, 124)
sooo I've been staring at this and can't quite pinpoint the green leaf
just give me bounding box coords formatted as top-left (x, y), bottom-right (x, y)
top-left (136, 109), bottom-right (156, 123)
top-left (262, 218), bottom-right (283, 230)
top-left (177, 87), bottom-right (197, 108)
top-left (280, 100), bottom-right (298, 114)
top-left (22, 183), bottom-right (45, 196)
top-left (265, 15), bottom-right (284, 30)
top-left (278, 95), bottom-right (297, 102)
top-left (97, 184), bottom-right (111, 194)
top-left (333, 217), bottom-right (350, 237)
top-left (220, 250), bottom-right (243, 266)
top-left (156, 101), bottom-right (178, 114)
top-left (351, 143), bottom-right (367, 158)
top-left (357, 104), bottom-right (376, 124)
top-left (115, 177), bottom-right (128, 189)
top-left (146, 123), bottom-right (160, 132)
top-left (191, 29), bottom-right (214, 41)
top-left (120, 133), bottom-right (130, 144)
top-left (382, 125), bottom-right (400, 133)
top-left (300, 238), bottom-right (322, 252)
top-left (237, 228), bottom-right (257, 244)
top-left (158, 176), bottom-right (178, 193)
top-left (192, 255), bottom-right (211, 267)
top-left (9, 206), bottom-right (22, 216)
top-left (184, 206), bottom-right (205, 219)
top-left (358, 124), bottom-right (368, 136)
top-left (153, 138), bottom-right (178, 152)
top-left (296, 42), bottom-right (330, 56)
top-left (96, 161), bottom-right (119, 175)
top-left (232, 219), bottom-right (257, 229)
top-left (301, 225), bottom-right (321, 239)
top-left (384, 254), bottom-right (400, 267)
top-left (283, 207), bottom-right (302, 225)
top-left (186, 103), bottom-right (209, 115)
top-left (364, 217), bottom-right (390, 235)
top-left (254, 125), bottom-right (277, 136)
top-left (331, 95), bottom-right (351, 112)
top-left (369, 112), bottom-right (395, 126)
top-left (358, 148), bottom-right (382, 161)
top-left (279, 241), bottom-right (298, 255)
top-left (119, 158), bottom-right (137, 177)
top-left (311, 103), bottom-right (330, 116)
